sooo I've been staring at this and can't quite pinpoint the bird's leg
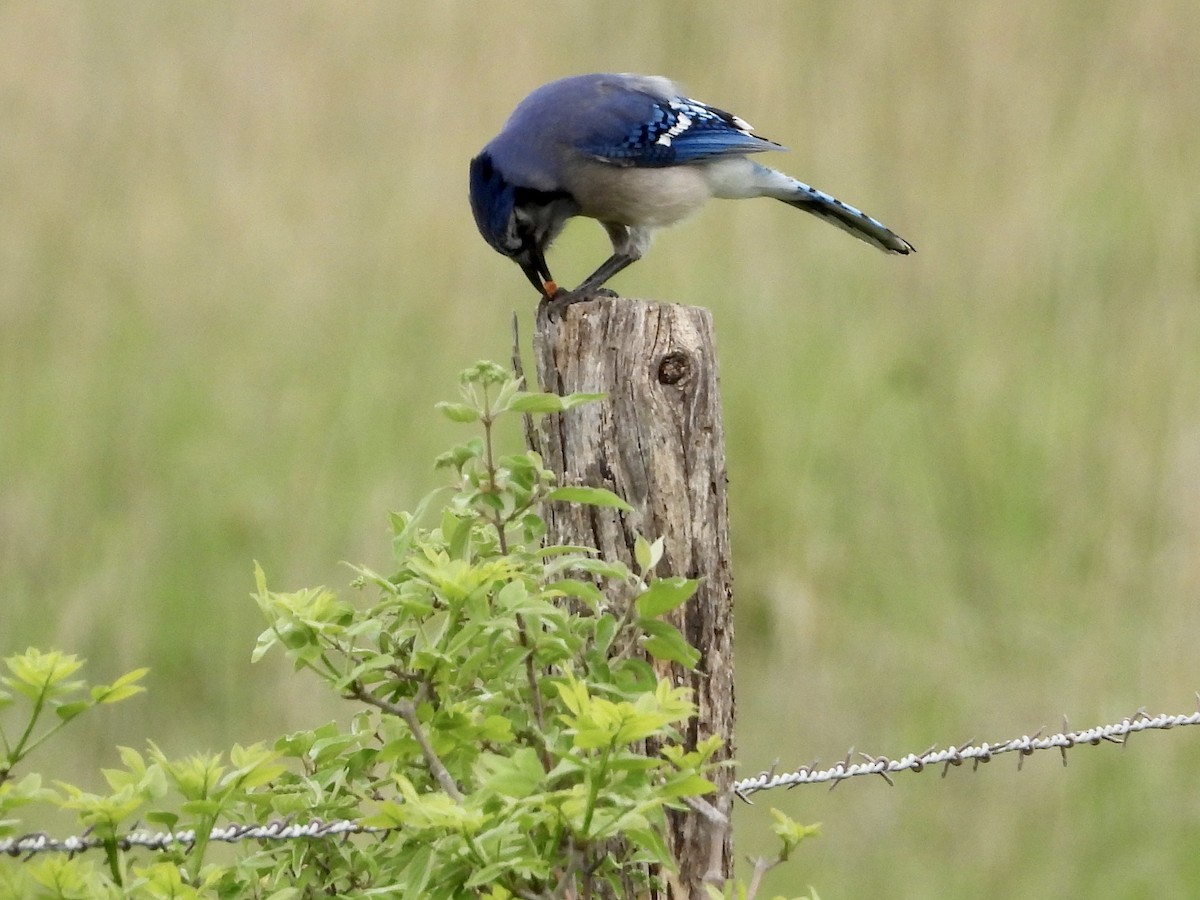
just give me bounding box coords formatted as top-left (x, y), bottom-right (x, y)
top-left (560, 221), bottom-right (651, 303)
top-left (537, 256), bottom-right (627, 317)
top-left (570, 253), bottom-right (635, 297)
top-left (537, 223), bottom-right (649, 315)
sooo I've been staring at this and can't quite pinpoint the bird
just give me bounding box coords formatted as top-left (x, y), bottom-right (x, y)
top-left (469, 73), bottom-right (914, 304)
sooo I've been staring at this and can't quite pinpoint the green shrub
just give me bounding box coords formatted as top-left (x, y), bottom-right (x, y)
top-left (0, 362), bottom-right (815, 899)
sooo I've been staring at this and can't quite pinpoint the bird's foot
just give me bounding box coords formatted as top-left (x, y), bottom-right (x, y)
top-left (539, 285), bottom-right (620, 319)
top-left (538, 287), bottom-right (578, 320)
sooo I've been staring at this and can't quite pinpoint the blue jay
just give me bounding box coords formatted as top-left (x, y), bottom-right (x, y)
top-left (469, 73), bottom-right (914, 302)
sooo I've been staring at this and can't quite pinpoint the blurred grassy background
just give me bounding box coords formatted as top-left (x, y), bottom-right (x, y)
top-left (2, 2), bottom-right (1198, 896)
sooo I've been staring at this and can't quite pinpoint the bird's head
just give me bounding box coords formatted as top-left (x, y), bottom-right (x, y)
top-left (469, 151), bottom-right (574, 297)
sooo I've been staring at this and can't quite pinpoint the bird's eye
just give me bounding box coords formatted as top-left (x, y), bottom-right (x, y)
top-left (509, 208), bottom-right (536, 251)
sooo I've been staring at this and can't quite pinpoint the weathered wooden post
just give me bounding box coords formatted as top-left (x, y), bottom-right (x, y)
top-left (532, 297), bottom-right (735, 897)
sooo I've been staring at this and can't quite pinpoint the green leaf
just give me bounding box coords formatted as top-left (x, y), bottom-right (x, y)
top-left (54, 700), bottom-right (90, 722)
top-left (552, 677), bottom-right (589, 716)
top-left (92, 667), bottom-right (150, 704)
top-left (434, 401), bottom-right (479, 423)
top-left (546, 578), bottom-right (605, 611)
top-left (391, 486), bottom-right (450, 560)
top-left (593, 614), bottom-right (618, 655)
top-left (624, 825), bottom-right (673, 867)
top-left (4, 648), bottom-right (84, 700)
top-left (635, 577), bottom-right (699, 618)
top-left (547, 486), bottom-right (632, 512)
top-left (181, 798), bottom-right (221, 817)
top-left (0, 773), bottom-right (54, 806)
top-left (490, 372), bottom-right (523, 411)
top-left (476, 747), bottom-right (544, 798)
top-left (560, 391), bottom-right (607, 409)
top-left (509, 391), bottom-right (606, 413)
top-left (771, 807), bottom-right (822, 856)
top-left (402, 843), bottom-right (435, 899)
top-left (634, 535), bottom-right (664, 575)
top-left (552, 556), bottom-right (632, 581)
top-left (145, 810), bottom-right (180, 830)
top-left (509, 392), bottom-right (570, 413)
top-left (479, 715), bottom-right (515, 743)
top-left (659, 774), bottom-right (716, 799)
top-left (443, 510), bottom-right (474, 560)
top-left (640, 620), bottom-right (700, 669)
top-left (433, 439), bottom-right (484, 473)
top-left (613, 710), bottom-right (674, 745)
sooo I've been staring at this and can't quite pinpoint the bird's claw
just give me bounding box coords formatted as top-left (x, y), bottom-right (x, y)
top-left (539, 285), bottom-right (620, 319)
top-left (539, 288), bottom-right (579, 319)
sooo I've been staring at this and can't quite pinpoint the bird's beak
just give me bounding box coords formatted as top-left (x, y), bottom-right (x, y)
top-left (519, 247), bottom-right (556, 298)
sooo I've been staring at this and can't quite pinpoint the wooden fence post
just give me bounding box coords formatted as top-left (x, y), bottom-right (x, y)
top-left (532, 297), bottom-right (735, 897)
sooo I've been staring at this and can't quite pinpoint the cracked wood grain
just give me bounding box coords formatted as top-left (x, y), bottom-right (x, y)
top-left (533, 297), bottom-right (735, 899)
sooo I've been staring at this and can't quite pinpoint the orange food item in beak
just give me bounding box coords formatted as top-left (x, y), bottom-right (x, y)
top-left (543, 280), bottom-right (558, 296)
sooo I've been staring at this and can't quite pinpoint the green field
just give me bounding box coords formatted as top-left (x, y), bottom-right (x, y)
top-left (3, 3), bottom-right (1198, 896)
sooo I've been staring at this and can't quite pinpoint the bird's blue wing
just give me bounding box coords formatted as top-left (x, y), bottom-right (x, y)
top-left (577, 91), bottom-right (783, 167)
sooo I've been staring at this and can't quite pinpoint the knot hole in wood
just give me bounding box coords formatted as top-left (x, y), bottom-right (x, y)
top-left (656, 350), bottom-right (692, 385)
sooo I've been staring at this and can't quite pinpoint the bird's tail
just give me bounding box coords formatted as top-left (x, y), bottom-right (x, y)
top-left (779, 179), bottom-right (915, 254)
top-left (713, 160), bottom-right (914, 254)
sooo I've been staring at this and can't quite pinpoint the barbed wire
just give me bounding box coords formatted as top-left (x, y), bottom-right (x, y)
top-left (732, 705), bottom-right (1200, 799)
top-left (3, 705), bottom-right (1197, 859)
top-left (1, 818), bottom-right (388, 859)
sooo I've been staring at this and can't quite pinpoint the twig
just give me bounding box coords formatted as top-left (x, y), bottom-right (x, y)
top-left (743, 855), bottom-right (777, 900)
top-left (515, 612), bottom-right (552, 772)
top-left (512, 311), bottom-right (539, 455)
top-left (690, 792), bottom-right (731, 889)
top-left (348, 683), bottom-right (464, 802)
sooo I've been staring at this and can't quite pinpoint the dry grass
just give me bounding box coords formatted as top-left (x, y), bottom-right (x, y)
top-left (2, 2), bottom-right (1198, 895)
